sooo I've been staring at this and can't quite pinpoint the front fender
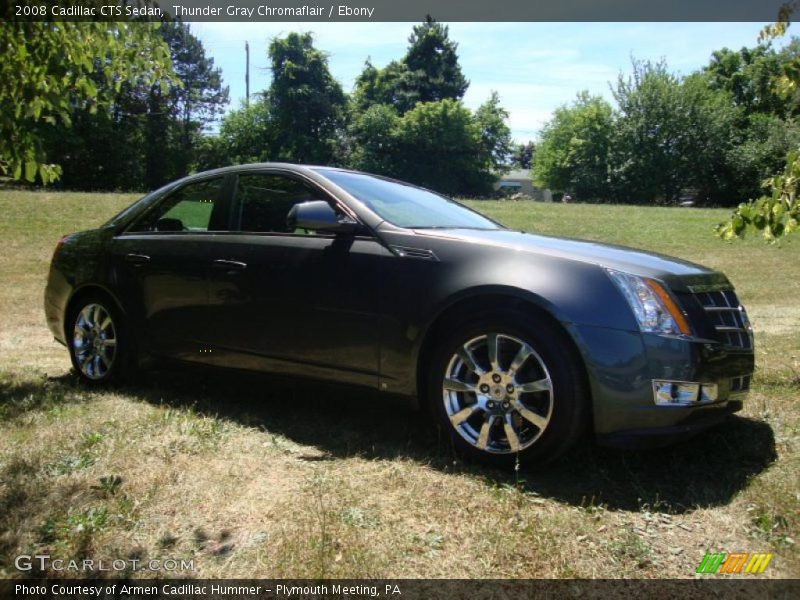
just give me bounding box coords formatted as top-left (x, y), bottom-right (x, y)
top-left (375, 234), bottom-right (638, 395)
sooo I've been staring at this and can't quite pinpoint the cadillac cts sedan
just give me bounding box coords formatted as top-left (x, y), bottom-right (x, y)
top-left (44, 164), bottom-right (754, 466)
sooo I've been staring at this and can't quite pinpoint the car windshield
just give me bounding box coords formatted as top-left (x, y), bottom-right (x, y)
top-left (316, 169), bottom-right (501, 230)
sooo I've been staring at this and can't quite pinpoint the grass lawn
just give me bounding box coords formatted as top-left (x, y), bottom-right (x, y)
top-left (0, 190), bottom-right (798, 578)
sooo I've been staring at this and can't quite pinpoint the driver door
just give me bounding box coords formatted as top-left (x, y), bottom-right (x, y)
top-left (204, 171), bottom-right (390, 385)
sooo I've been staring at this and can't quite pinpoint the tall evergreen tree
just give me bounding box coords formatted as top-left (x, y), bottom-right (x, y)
top-left (266, 32), bottom-right (347, 164)
top-left (159, 22), bottom-right (229, 176)
top-left (353, 17), bottom-right (469, 115)
top-left (474, 91), bottom-right (513, 173)
top-left (402, 16), bottom-right (469, 110)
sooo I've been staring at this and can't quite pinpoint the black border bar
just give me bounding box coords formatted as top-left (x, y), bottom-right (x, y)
top-left (3, 0), bottom-right (793, 22)
top-left (2, 579), bottom-right (800, 600)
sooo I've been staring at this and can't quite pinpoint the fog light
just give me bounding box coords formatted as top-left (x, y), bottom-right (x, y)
top-left (653, 381), bottom-right (699, 405)
top-left (653, 381), bottom-right (719, 406)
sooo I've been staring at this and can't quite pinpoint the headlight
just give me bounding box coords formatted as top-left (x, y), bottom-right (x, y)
top-left (606, 270), bottom-right (691, 336)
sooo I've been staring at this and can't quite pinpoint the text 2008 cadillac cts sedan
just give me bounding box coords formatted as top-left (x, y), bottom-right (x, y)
top-left (44, 164), bottom-right (754, 466)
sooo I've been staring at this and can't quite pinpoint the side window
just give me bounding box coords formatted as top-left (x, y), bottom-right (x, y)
top-left (235, 174), bottom-right (327, 234)
top-left (131, 178), bottom-right (227, 233)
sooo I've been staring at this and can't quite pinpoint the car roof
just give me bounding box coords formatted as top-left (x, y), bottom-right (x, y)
top-left (180, 162), bottom-right (352, 180)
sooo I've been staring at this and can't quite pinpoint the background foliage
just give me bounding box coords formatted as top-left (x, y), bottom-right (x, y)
top-left (716, 18), bottom-right (800, 240)
top-left (0, 18), bottom-right (175, 186)
top-left (4, 14), bottom-right (800, 225)
top-left (534, 46), bottom-right (800, 209)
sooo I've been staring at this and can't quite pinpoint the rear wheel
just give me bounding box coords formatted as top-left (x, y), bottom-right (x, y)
top-left (428, 311), bottom-right (588, 468)
top-left (67, 295), bottom-right (133, 385)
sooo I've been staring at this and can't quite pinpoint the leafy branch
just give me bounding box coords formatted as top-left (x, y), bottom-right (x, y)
top-left (717, 151), bottom-right (800, 241)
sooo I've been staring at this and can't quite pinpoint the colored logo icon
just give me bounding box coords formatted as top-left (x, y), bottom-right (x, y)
top-left (696, 552), bottom-right (773, 574)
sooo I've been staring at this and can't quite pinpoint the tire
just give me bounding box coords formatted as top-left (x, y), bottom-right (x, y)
top-left (67, 293), bottom-right (135, 385)
top-left (427, 310), bottom-right (588, 468)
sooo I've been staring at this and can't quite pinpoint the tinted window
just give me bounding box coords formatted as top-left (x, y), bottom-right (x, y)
top-left (131, 178), bottom-right (227, 233)
top-left (235, 174), bottom-right (324, 233)
top-left (316, 169), bottom-right (500, 230)
top-left (104, 191), bottom-right (157, 228)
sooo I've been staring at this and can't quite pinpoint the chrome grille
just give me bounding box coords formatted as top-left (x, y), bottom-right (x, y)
top-left (694, 289), bottom-right (753, 349)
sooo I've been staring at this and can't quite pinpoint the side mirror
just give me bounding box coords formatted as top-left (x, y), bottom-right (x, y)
top-left (287, 201), bottom-right (358, 235)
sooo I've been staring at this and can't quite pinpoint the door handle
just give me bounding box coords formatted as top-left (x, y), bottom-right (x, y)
top-left (212, 259), bottom-right (247, 270)
top-left (125, 253), bottom-right (150, 265)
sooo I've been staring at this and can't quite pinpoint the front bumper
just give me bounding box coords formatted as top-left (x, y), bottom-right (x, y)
top-left (568, 324), bottom-right (754, 441)
top-left (44, 271), bottom-right (69, 345)
top-left (596, 400), bottom-right (743, 448)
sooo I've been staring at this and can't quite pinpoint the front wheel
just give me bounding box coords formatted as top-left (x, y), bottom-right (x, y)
top-left (428, 312), bottom-right (588, 468)
top-left (67, 295), bottom-right (133, 385)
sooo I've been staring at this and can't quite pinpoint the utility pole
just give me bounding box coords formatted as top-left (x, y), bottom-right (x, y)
top-left (245, 41), bottom-right (250, 107)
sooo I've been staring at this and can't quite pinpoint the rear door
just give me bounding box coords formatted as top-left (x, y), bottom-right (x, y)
top-left (110, 175), bottom-right (234, 360)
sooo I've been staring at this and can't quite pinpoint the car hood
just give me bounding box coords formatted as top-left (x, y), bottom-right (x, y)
top-left (411, 228), bottom-right (728, 288)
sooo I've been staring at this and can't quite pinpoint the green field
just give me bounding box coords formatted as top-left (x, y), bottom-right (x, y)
top-left (0, 190), bottom-right (798, 578)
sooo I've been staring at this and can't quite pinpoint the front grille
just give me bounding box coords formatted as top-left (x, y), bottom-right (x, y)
top-left (693, 289), bottom-right (753, 349)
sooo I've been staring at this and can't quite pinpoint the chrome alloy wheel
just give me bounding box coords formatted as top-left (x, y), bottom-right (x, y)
top-left (72, 303), bottom-right (117, 380)
top-left (442, 333), bottom-right (554, 454)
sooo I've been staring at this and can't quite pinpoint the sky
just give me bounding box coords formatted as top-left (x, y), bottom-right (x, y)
top-left (191, 22), bottom-right (776, 142)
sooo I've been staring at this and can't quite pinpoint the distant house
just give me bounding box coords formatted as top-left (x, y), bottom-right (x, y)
top-left (494, 169), bottom-right (553, 201)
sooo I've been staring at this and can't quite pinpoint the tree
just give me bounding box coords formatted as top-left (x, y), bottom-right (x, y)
top-left (348, 98), bottom-right (511, 196)
top-left (512, 142), bottom-right (536, 170)
top-left (474, 91), bottom-right (513, 174)
top-left (705, 43), bottom-right (798, 118)
top-left (157, 22), bottom-right (229, 178)
top-left (39, 21), bottom-right (227, 190)
top-left (609, 60), bottom-right (740, 204)
top-left (717, 9), bottom-right (800, 240)
top-left (206, 25), bottom-right (507, 195)
top-left (532, 92), bottom-right (615, 201)
top-left (401, 17), bottom-right (469, 111)
top-left (348, 104), bottom-right (401, 175)
top-left (0, 18), bottom-right (173, 184)
top-left (266, 32), bottom-right (347, 164)
top-left (676, 72), bottom-right (745, 204)
top-left (345, 19), bottom-right (504, 194)
top-left (392, 100), bottom-right (495, 196)
top-left (702, 39), bottom-right (800, 205)
top-left (721, 112), bottom-right (800, 203)
top-left (352, 59), bottom-right (411, 112)
top-left (717, 149), bottom-right (800, 241)
top-left (214, 97), bottom-right (275, 166)
top-left (40, 76), bottom-right (150, 191)
top-left (353, 17), bottom-right (468, 114)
